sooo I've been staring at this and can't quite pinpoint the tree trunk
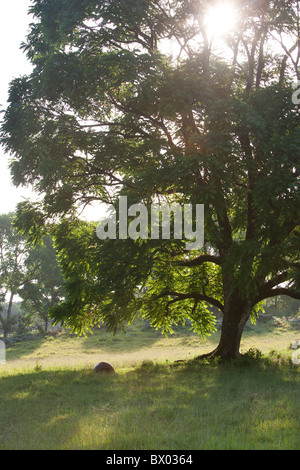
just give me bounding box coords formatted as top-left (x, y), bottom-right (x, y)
top-left (3, 292), bottom-right (14, 339)
top-left (45, 315), bottom-right (49, 333)
top-left (200, 300), bottom-right (252, 360)
top-left (215, 317), bottom-right (246, 359)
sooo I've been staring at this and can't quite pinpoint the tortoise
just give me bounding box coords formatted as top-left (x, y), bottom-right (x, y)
top-left (93, 361), bottom-right (115, 373)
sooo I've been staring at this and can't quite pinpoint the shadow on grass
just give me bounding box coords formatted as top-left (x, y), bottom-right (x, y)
top-left (4, 325), bottom-right (163, 362)
top-left (81, 325), bottom-right (171, 353)
top-left (0, 355), bottom-right (299, 450)
top-left (82, 321), bottom-right (223, 355)
top-left (5, 335), bottom-right (47, 362)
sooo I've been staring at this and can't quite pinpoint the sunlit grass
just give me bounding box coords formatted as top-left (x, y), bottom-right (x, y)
top-left (3, 316), bottom-right (298, 370)
top-left (0, 318), bottom-right (299, 450)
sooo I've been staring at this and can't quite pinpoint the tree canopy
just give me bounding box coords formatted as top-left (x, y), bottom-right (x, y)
top-left (1, 0), bottom-right (300, 358)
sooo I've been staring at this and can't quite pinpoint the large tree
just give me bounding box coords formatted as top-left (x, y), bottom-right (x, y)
top-left (1, 0), bottom-right (300, 358)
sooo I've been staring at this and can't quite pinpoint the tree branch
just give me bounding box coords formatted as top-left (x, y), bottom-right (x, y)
top-left (175, 254), bottom-right (222, 268)
top-left (256, 288), bottom-right (300, 303)
top-left (156, 290), bottom-right (224, 312)
top-left (261, 271), bottom-right (290, 291)
top-left (107, 93), bottom-right (178, 150)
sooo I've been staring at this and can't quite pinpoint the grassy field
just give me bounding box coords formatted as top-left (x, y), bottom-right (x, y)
top-left (0, 317), bottom-right (300, 450)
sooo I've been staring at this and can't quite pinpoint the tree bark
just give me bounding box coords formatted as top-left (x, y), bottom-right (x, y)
top-left (214, 315), bottom-right (248, 359)
top-left (3, 292), bottom-right (14, 339)
top-left (199, 300), bottom-right (252, 360)
top-left (45, 316), bottom-right (49, 333)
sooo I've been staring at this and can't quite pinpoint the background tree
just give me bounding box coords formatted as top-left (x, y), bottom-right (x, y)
top-left (18, 236), bottom-right (65, 333)
top-left (0, 213), bottom-right (36, 338)
top-left (1, 0), bottom-right (300, 358)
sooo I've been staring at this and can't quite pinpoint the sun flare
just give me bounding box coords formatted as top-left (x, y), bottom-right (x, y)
top-left (204, 2), bottom-right (237, 38)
